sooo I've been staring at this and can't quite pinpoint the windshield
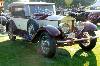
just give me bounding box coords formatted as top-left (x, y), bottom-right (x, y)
top-left (29, 5), bottom-right (54, 14)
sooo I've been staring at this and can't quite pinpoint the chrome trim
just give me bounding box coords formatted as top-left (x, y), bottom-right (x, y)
top-left (57, 36), bottom-right (100, 43)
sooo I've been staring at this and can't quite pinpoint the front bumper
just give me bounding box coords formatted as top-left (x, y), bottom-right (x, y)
top-left (57, 36), bottom-right (100, 43)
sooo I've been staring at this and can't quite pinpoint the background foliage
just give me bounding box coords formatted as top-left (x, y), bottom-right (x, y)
top-left (2, 0), bottom-right (96, 10)
top-left (30, 0), bottom-right (96, 8)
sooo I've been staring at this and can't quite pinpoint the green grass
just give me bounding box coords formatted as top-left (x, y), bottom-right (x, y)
top-left (0, 31), bottom-right (100, 66)
top-left (97, 24), bottom-right (100, 30)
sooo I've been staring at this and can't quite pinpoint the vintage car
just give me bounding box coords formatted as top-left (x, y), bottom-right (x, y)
top-left (7, 2), bottom-right (100, 58)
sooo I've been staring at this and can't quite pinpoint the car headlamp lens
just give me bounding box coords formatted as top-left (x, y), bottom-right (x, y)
top-left (77, 22), bottom-right (84, 30)
top-left (59, 23), bottom-right (69, 33)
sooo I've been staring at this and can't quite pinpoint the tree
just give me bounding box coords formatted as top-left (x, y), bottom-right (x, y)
top-left (3, 0), bottom-right (96, 9)
top-left (2, 0), bottom-right (19, 3)
top-left (70, 0), bottom-right (96, 8)
top-left (65, 0), bottom-right (73, 5)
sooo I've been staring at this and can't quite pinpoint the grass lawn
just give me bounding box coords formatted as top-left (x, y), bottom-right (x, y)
top-left (0, 25), bottom-right (100, 66)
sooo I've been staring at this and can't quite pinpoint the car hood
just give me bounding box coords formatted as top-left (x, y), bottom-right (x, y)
top-left (45, 15), bottom-right (66, 20)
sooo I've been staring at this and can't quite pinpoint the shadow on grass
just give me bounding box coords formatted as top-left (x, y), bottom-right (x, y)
top-left (69, 49), bottom-right (97, 66)
top-left (0, 39), bottom-right (97, 66)
top-left (49, 48), bottom-right (97, 66)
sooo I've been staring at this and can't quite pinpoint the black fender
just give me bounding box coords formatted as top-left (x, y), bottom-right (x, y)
top-left (27, 19), bottom-right (39, 40)
top-left (27, 19), bottom-right (39, 33)
top-left (6, 20), bottom-right (17, 32)
top-left (29, 25), bottom-right (61, 43)
top-left (82, 22), bottom-right (98, 32)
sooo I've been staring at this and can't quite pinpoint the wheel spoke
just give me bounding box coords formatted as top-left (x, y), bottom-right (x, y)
top-left (82, 32), bottom-right (91, 46)
top-left (41, 35), bottom-right (50, 54)
top-left (39, 31), bottom-right (56, 58)
top-left (28, 23), bottom-right (35, 39)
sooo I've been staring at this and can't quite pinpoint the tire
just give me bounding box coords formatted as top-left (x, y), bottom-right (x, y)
top-left (79, 31), bottom-right (97, 51)
top-left (88, 13), bottom-right (97, 22)
top-left (39, 31), bottom-right (56, 58)
top-left (8, 25), bottom-right (16, 41)
top-left (27, 19), bottom-right (39, 40)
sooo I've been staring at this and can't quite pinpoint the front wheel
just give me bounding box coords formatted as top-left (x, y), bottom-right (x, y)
top-left (39, 31), bottom-right (56, 58)
top-left (79, 31), bottom-right (97, 51)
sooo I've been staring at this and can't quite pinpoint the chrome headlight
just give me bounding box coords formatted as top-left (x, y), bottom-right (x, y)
top-left (76, 21), bottom-right (84, 30)
top-left (59, 23), bottom-right (69, 33)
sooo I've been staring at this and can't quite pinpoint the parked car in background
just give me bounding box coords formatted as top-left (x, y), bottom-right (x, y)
top-left (69, 7), bottom-right (100, 25)
top-left (85, 10), bottom-right (100, 24)
top-left (0, 24), bottom-right (5, 34)
top-left (7, 2), bottom-right (100, 58)
top-left (0, 13), bottom-right (8, 26)
top-left (68, 8), bottom-right (86, 22)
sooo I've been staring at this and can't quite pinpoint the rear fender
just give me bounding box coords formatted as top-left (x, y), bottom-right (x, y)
top-left (82, 22), bottom-right (98, 32)
top-left (6, 20), bottom-right (18, 33)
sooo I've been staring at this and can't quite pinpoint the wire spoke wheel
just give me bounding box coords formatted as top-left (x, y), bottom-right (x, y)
top-left (28, 23), bottom-right (35, 40)
top-left (82, 32), bottom-right (91, 47)
top-left (88, 13), bottom-right (97, 22)
top-left (79, 31), bottom-right (97, 51)
top-left (39, 31), bottom-right (56, 58)
top-left (41, 35), bottom-right (50, 54)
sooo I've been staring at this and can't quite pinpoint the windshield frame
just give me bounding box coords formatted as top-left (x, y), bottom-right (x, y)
top-left (28, 5), bottom-right (56, 15)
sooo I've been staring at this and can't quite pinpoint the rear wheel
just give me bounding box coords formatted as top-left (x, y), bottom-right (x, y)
top-left (8, 25), bottom-right (16, 41)
top-left (79, 31), bottom-right (97, 51)
top-left (39, 31), bottom-right (56, 58)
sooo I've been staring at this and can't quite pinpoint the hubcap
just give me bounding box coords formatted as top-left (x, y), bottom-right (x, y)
top-left (28, 24), bottom-right (35, 39)
top-left (82, 32), bottom-right (91, 47)
top-left (41, 35), bottom-right (50, 54)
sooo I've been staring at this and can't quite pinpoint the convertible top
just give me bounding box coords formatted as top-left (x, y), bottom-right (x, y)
top-left (8, 2), bottom-right (55, 8)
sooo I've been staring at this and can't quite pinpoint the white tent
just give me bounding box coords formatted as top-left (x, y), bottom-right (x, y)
top-left (89, 0), bottom-right (100, 7)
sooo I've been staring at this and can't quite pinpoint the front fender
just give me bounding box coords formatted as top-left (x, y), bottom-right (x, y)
top-left (40, 25), bottom-right (61, 36)
top-left (83, 22), bottom-right (98, 32)
top-left (30, 25), bottom-right (61, 43)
